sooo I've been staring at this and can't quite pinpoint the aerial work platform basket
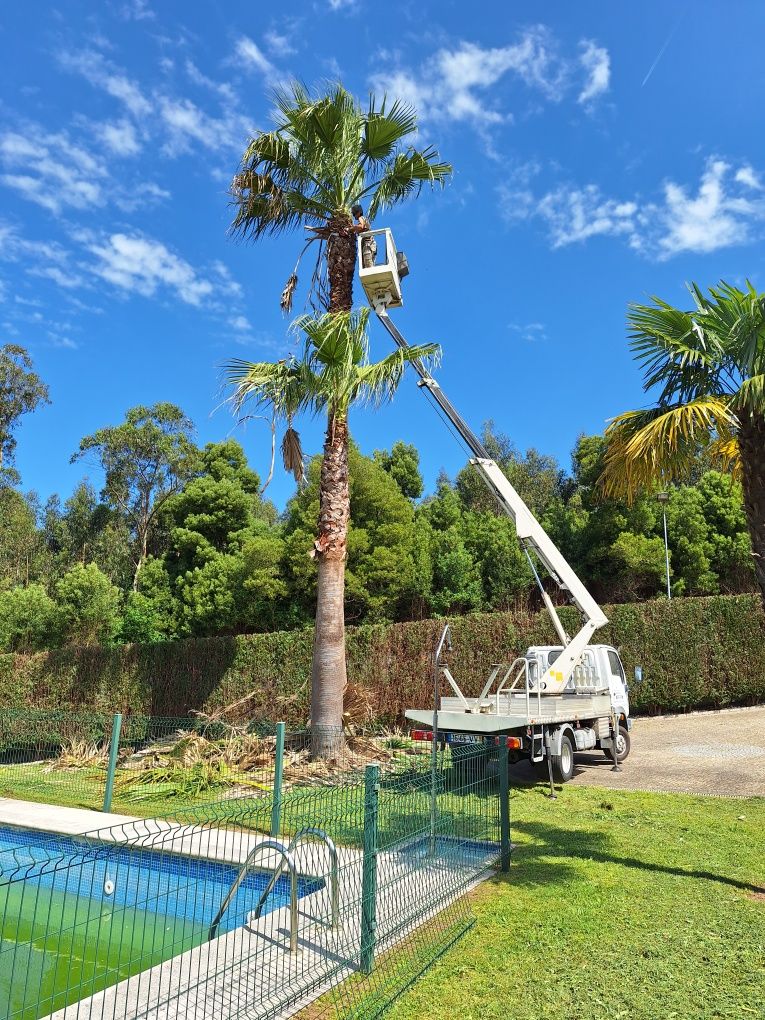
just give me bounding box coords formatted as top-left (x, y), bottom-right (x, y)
top-left (357, 228), bottom-right (407, 309)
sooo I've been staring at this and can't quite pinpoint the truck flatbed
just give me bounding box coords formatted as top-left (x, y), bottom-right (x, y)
top-left (405, 692), bottom-right (613, 735)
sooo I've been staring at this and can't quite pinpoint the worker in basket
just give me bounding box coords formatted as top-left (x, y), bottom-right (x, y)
top-left (351, 203), bottom-right (377, 267)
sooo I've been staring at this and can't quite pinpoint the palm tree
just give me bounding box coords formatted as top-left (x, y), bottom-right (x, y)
top-left (230, 82), bottom-right (452, 313)
top-left (599, 280), bottom-right (765, 606)
top-left (226, 310), bottom-right (439, 756)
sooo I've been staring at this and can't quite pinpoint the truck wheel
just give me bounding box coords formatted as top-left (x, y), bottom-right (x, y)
top-left (616, 725), bottom-right (631, 762)
top-left (552, 734), bottom-right (575, 783)
top-left (603, 725), bottom-right (631, 763)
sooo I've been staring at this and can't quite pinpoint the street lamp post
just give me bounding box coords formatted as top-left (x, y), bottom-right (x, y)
top-left (656, 492), bottom-right (671, 599)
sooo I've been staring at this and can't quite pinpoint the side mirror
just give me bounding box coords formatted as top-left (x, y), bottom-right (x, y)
top-left (634, 666), bottom-right (643, 685)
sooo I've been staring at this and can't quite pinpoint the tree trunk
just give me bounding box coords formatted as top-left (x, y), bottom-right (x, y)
top-left (306, 213), bottom-right (358, 759)
top-left (738, 412), bottom-right (765, 609)
top-left (310, 412), bottom-right (350, 758)
top-left (326, 215), bottom-right (356, 314)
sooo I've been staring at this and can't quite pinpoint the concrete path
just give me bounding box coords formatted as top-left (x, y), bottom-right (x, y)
top-left (510, 705), bottom-right (765, 797)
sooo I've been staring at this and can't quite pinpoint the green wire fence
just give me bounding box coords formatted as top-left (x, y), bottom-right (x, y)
top-left (0, 709), bottom-right (306, 816)
top-left (0, 732), bottom-right (507, 1020)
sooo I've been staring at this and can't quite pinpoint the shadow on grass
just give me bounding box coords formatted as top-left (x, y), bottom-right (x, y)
top-left (502, 814), bottom-right (765, 896)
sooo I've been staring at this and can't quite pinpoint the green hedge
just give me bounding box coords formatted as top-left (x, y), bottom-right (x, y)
top-left (1, 594), bottom-right (763, 726)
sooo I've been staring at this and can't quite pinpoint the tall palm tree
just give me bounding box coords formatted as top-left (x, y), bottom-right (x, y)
top-left (599, 280), bottom-right (765, 607)
top-left (228, 83), bottom-right (449, 757)
top-left (230, 82), bottom-right (452, 313)
top-left (226, 310), bottom-right (439, 756)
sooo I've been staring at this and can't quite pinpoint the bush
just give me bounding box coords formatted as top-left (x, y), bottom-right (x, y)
top-left (56, 563), bottom-right (122, 646)
top-left (0, 594), bottom-right (763, 724)
top-left (0, 584), bottom-right (58, 652)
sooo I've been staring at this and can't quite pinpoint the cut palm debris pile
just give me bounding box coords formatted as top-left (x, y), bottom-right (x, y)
top-left (46, 739), bottom-right (111, 771)
top-left (114, 729), bottom-right (274, 801)
top-left (281, 733), bottom-right (401, 787)
top-left (109, 722), bottom-right (418, 802)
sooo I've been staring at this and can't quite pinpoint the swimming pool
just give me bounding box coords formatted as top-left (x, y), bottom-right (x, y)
top-left (0, 824), bottom-right (323, 1020)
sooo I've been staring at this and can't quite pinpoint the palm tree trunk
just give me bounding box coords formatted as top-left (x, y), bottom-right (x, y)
top-left (326, 216), bottom-right (356, 313)
top-left (738, 412), bottom-right (765, 609)
top-left (310, 411), bottom-right (350, 758)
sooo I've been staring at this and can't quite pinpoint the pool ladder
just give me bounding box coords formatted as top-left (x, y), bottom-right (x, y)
top-left (207, 828), bottom-right (339, 953)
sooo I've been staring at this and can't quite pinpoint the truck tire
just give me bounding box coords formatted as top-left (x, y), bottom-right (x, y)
top-left (608, 724), bottom-right (631, 763)
top-left (552, 733), bottom-right (575, 783)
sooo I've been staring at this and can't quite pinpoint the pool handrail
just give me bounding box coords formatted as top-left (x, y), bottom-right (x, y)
top-left (251, 827), bottom-right (339, 930)
top-left (207, 839), bottom-right (298, 951)
top-left (288, 828), bottom-right (339, 929)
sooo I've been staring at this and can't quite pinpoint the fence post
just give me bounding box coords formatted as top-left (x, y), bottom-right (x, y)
top-left (270, 722), bottom-right (286, 837)
top-left (498, 741), bottom-right (510, 872)
top-left (360, 763), bottom-right (379, 974)
top-left (102, 713), bottom-right (123, 813)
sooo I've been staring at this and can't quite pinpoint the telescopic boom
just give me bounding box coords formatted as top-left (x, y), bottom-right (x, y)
top-left (360, 232), bottom-right (608, 695)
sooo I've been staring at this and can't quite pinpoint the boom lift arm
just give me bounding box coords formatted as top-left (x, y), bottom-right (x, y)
top-left (374, 304), bottom-right (608, 695)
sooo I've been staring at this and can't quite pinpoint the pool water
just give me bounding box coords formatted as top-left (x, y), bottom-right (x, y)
top-left (0, 825), bottom-right (322, 1020)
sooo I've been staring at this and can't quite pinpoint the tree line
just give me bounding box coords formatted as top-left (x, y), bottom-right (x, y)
top-left (0, 373), bottom-right (754, 655)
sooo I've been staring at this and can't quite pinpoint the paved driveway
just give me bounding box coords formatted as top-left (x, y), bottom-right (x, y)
top-left (509, 705), bottom-right (765, 797)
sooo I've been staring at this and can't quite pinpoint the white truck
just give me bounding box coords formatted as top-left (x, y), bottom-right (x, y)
top-left (357, 228), bottom-right (634, 784)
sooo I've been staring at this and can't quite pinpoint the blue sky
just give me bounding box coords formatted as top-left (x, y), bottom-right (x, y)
top-left (3, 0), bottom-right (765, 510)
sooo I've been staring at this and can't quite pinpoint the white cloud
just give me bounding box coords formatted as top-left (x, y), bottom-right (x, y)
top-left (229, 314), bottom-right (251, 331)
top-left (212, 261), bottom-right (244, 297)
top-left (185, 61), bottom-right (236, 102)
top-left (85, 232), bottom-right (215, 305)
top-left (656, 158), bottom-right (761, 256)
top-left (328, 0), bottom-right (357, 9)
top-left (59, 49), bottom-right (152, 118)
top-left (48, 332), bottom-right (79, 350)
top-left (500, 157), bottom-right (765, 259)
top-left (120, 0), bottom-right (155, 20)
top-left (114, 180), bottom-right (170, 212)
top-left (734, 164), bottom-right (762, 190)
top-left (578, 41), bottom-right (610, 104)
top-left (264, 30), bottom-right (296, 57)
top-left (234, 37), bottom-right (277, 78)
top-left (508, 321), bottom-right (547, 343)
top-left (536, 186), bottom-right (637, 247)
top-left (158, 97), bottom-right (252, 155)
top-left (0, 125), bottom-right (166, 215)
top-left (31, 264), bottom-right (86, 289)
top-left (371, 29), bottom-right (569, 129)
top-left (96, 118), bottom-right (141, 156)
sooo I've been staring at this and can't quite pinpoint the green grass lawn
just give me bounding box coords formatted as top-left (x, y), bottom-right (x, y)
top-left (1, 761), bottom-right (762, 1018)
top-left (0, 763), bottom-right (246, 821)
top-left (383, 785), bottom-right (764, 1020)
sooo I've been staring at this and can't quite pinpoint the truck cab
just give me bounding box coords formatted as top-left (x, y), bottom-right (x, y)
top-left (527, 644), bottom-right (630, 712)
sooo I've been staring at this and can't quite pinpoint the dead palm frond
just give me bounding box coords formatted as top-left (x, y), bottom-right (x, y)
top-left (281, 424), bottom-right (305, 483)
top-left (280, 273), bottom-right (299, 314)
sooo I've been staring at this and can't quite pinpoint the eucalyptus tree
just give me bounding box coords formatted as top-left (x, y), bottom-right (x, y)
top-left (600, 281), bottom-right (765, 606)
top-left (226, 309), bottom-right (439, 756)
top-left (73, 404), bottom-right (198, 589)
top-left (0, 343), bottom-right (49, 483)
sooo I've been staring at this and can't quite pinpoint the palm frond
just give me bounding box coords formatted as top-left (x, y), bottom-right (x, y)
top-left (734, 373), bottom-right (765, 414)
top-left (366, 149), bottom-right (452, 217)
top-left (281, 426), bottom-right (305, 483)
top-left (627, 298), bottom-right (728, 403)
top-left (280, 273), bottom-right (299, 314)
top-left (361, 96), bottom-right (418, 163)
top-left (599, 396), bottom-right (737, 501)
top-left (354, 343), bottom-right (441, 406)
top-left (706, 434), bottom-right (741, 478)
